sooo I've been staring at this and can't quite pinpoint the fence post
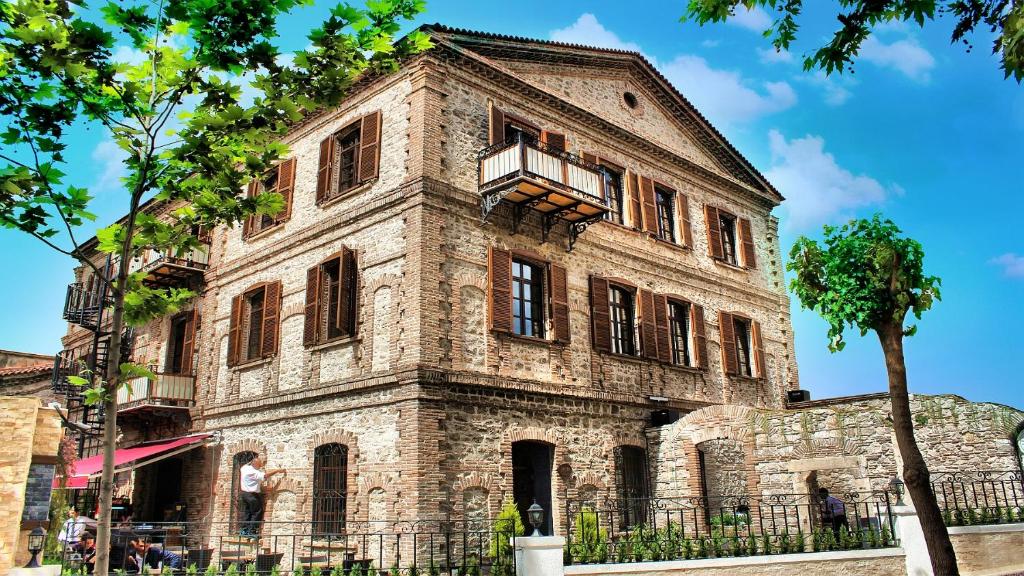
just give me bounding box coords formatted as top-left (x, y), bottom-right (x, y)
top-left (514, 535), bottom-right (565, 576)
top-left (893, 502), bottom-right (934, 576)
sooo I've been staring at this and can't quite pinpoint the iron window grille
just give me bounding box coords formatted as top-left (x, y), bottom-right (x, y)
top-left (512, 259), bottom-right (545, 338)
top-left (312, 443), bottom-right (349, 536)
top-left (609, 286), bottom-right (636, 356)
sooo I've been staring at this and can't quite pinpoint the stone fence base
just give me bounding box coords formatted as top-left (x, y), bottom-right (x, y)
top-left (563, 548), bottom-right (906, 576)
top-left (947, 523), bottom-right (1024, 576)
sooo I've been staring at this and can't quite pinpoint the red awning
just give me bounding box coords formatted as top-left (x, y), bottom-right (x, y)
top-left (56, 433), bottom-right (213, 489)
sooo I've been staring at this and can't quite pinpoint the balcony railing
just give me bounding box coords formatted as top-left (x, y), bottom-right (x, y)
top-left (62, 282), bottom-right (110, 329)
top-left (478, 134), bottom-right (609, 249)
top-left (128, 245), bottom-right (210, 288)
top-left (117, 371), bottom-right (196, 412)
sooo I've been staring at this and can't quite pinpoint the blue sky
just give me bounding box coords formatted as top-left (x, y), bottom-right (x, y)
top-left (1, 0), bottom-right (1021, 408)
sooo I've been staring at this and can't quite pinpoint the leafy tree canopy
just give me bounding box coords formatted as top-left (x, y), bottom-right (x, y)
top-left (682, 0), bottom-right (1024, 82)
top-left (787, 214), bottom-right (942, 352)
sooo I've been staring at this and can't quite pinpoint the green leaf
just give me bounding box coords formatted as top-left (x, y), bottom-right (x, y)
top-left (120, 362), bottom-right (157, 381)
top-left (67, 375), bottom-right (89, 387)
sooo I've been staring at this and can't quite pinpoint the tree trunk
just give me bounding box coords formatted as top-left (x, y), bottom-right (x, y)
top-left (877, 322), bottom-right (959, 575)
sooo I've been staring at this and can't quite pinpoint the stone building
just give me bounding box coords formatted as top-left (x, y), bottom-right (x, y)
top-left (0, 350), bottom-right (57, 403)
top-left (51, 24), bottom-right (1022, 559)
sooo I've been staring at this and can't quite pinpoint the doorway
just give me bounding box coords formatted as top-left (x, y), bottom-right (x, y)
top-left (511, 441), bottom-right (553, 535)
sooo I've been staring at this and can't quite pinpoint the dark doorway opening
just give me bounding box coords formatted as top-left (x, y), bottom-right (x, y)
top-left (512, 441), bottom-right (554, 535)
top-left (142, 458), bottom-right (183, 522)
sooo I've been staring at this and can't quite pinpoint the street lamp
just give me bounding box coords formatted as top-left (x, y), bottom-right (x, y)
top-left (25, 526), bottom-right (46, 568)
top-left (889, 476), bottom-right (905, 506)
top-left (527, 501), bottom-right (544, 537)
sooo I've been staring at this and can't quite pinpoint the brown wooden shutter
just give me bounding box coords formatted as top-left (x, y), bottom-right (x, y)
top-left (640, 177), bottom-right (658, 235)
top-left (489, 247), bottom-right (512, 332)
top-left (304, 265), bottom-right (321, 347)
top-left (693, 305), bottom-right (708, 369)
top-left (705, 205), bottom-right (724, 260)
top-left (639, 289), bottom-right (658, 360)
top-left (316, 135), bottom-right (335, 203)
top-left (340, 247), bottom-right (357, 336)
top-left (549, 263), bottom-right (570, 343)
top-left (275, 158), bottom-right (296, 223)
top-left (242, 181), bottom-right (257, 238)
top-left (179, 309), bottom-right (197, 375)
top-left (589, 276), bottom-right (611, 353)
top-left (718, 311), bottom-right (738, 376)
top-left (357, 111), bottom-right (381, 183)
top-left (678, 193), bottom-right (693, 247)
top-left (739, 217), bottom-right (756, 268)
top-left (752, 320), bottom-right (766, 379)
top-left (627, 172), bottom-right (642, 230)
top-left (653, 294), bottom-right (671, 363)
top-left (260, 281), bottom-right (281, 358)
top-left (488, 103), bottom-right (506, 145)
top-left (227, 294), bottom-right (242, 367)
top-left (541, 130), bottom-right (567, 152)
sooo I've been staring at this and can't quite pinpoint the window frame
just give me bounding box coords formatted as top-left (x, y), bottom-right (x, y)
top-left (305, 250), bottom-right (359, 347)
top-left (608, 283), bottom-right (637, 356)
top-left (718, 210), bottom-right (739, 266)
top-left (243, 286), bottom-right (266, 363)
top-left (312, 443), bottom-right (349, 536)
top-left (333, 123), bottom-right (361, 198)
top-left (601, 161), bottom-right (625, 226)
top-left (732, 315), bottom-right (754, 377)
top-left (654, 184), bottom-right (675, 242)
top-left (511, 257), bottom-right (545, 339)
top-left (165, 312), bottom-right (191, 374)
top-left (667, 299), bottom-right (694, 367)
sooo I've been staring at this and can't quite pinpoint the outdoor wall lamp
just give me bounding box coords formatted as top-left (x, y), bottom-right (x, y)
top-left (25, 526), bottom-right (46, 568)
top-left (527, 500), bottom-right (544, 537)
top-left (889, 476), bottom-right (906, 505)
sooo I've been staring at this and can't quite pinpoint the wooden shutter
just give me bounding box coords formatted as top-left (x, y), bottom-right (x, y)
top-left (549, 263), bottom-right (570, 343)
top-left (304, 265), bottom-right (321, 347)
top-left (275, 158), bottom-right (296, 223)
top-left (640, 177), bottom-right (658, 235)
top-left (639, 289), bottom-right (658, 360)
top-left (589, 276), bottom-right (611, 354)
top-left (752, 320), bottom-right (766, 379)
top-left (242, 181), bottom-right (257, 238)
top-left (705, 205), bottom-right (724, 260)
top-left (718, 311), bottom-right (738, 376)
top-left (693, 305), bottom-right (708, 369)
top-left (357, 111), bottom-right (381, 183)
top-left (739, 217), bottom-right (756, 268)
top-left (489, 247), bottom-right (512, 332)
top-left (340, 247), bottom-right (357, 336)
top-left (227, 294), bottom-right (242, 367)
top-left (677, 193), bottom-right (693, 247)
top-left (653, 294), bottom-right (671, 363)
top-left (260, 281), bottom-right (281, 358)
top-left (316, 135), bottom-right (335, 203)
top-left (488, 103), bottom-right (506, 145)
top-left (541, 130), bottom-right (567, 152)
top-left (179, 309), bottom-right (198, 375)
top-left (627, 172), bottom-right (642, 230)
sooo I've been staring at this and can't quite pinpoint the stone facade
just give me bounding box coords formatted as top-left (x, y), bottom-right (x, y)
top-left (0, 350), bottom-right (57, 403)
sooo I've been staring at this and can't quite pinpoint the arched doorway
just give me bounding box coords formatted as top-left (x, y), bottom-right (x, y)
top-left (512, 441), bottom-right (554, 534)
top-left (229, 451), bottom-right (258, 533)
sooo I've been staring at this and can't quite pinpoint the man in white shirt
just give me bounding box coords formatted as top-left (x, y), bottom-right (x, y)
top-left (57, 508), bottom-right (90, 549)
top-left (239, 455), bottom-right (284, 537)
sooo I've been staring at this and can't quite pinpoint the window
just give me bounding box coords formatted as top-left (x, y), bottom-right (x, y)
top-left (229, 451), bottom-right (258, 534)
top-left (312, 443), bottom-right (348, 535)
top-left (719, 212), bottom-right (738, 266)
top-left (228, 282), bottom-right (281, 366)
top-left (655, 185), bottom-right (675, 242)
top-left (609, 286), bottom-right (636, 356)
top-left (512, 259), bottom-right (544, 337)
top-left (243, 159), bottom-right (295, 239)
top-left (733, 316), bottom-right (753, 377)
top-left (245, 288), bottom-right (265, 362)
top-left (165, 311), bottom-right (196, 375)
top-left (603, 164), bottom-right (625, 225)
top-left (317, 111), bottom-right (381, 204)
top-left (304, 249), bottom-right (358, 347)
top-left (616, 446), bottom-right (650, 528)
top-left (669, 301), bottom-right (692, 367)
top-left (335, 124), bottom-right (360, 195)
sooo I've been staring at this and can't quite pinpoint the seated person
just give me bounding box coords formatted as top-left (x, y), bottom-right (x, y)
top-left (72, 532), bottom-right (97, 573)
top-left (125, 533), bottom-right (183, 573)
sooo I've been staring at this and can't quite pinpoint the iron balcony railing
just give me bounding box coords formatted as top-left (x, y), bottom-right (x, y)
top-left (62, 282), bottom-right (110, 329)
top-left (117, 370), bottom-right (196, 411)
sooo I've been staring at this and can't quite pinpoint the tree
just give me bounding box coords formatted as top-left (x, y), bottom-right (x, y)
top-left (0, 0), bottom-right (429, 572)
top-left (681, 0), bottom-right (1024, 82)
top-left (786, 214), bottom-right (954, 574)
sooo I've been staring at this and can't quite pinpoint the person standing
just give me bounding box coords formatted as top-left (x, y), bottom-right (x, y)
top-left (819, 488), bottom-right (849, 537)
top-left (57, 508), bottom-right (89, 549)
top-left (239, 455), bottom-right (285, 537)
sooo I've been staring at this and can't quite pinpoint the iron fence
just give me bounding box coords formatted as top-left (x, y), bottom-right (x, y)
top-left (563, 491), bottom-right (899, 565)
top-left (59, 519), bottom-right (518, 575)
top-left (931, 470), bottom-right (1024, 526)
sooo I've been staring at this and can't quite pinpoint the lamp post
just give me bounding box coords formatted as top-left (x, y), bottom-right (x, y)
top-left (527, 501), bottom-right (545, 537)
top-left (24, 526), bottom-right (46, 568)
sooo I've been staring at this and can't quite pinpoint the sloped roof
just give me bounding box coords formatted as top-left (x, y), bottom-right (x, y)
top-left (423, 24), bottom-right (782, 202)
top-left (0, 363), bottom-right (51, 378)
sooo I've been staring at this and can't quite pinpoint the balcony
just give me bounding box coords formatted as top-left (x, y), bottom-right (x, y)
top-left (128, 245), bottom-right (209, 288)
top-left (63, 282), bottom-right (110, 329)
top-left (478, 135), bottom-right (610, 250)
top-left (117, 371), bottom-right (196, 413)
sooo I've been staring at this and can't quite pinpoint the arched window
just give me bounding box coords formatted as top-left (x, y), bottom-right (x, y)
top-left (229, 451), bottom-right (258, 533)
top-left (312, 443), bottom-right (348, 535)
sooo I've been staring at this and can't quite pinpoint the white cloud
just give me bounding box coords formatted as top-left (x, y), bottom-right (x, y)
top-left (766, 130), bottom-right (894, 231)
top-left (728, 5), bottom-right (772, 32)
top-left (859, 35), bottom-right (935, 82)
top-left (757, 47), bottom-right (793, 64)
top-left (701, 39), bottom-right (721, 49)
top-left (660, 55), bottom-right (797, 126)
top-left (990, 253), bottom-right (1024, 278)
top-left (796, 71), bottom-right (854, 106)
top-left (91, 140), bottom-right (128, 194)
top-left (550, 13), bottom-right (646, 56)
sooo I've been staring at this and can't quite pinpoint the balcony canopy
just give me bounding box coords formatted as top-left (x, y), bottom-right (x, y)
top-left (55, 433), bottom-right (214, 489)
top-left (478, 135), bottom-right (610, 250)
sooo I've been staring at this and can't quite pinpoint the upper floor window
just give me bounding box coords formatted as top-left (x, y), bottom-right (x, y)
top-left (705, 205), bottom-right (756, 268)
top-left (243, 159), bottom-right (296, 239)
top-left (165, 310), bottom-right (197, 375)
top-left (609, 285), bottom-right (636, 356)
top-left (602, 163), bottom-right (624, 225)
top-left (733, 316), bottom-right (753, 377)
top-left (304, 248), bottom-right (358, 347)
top-left (719, 212), bottom-right (738, 266)
top-left (227, 281), bottom-right (281, 366)
top-left (668, 300), bottom-right (692, 367)
top-left (719, 311), bottom-right (764, 378)
top-left (316, 111), bottom-right (382, 204)
top-left (655, 185), bottom-right (675, 242)
top-left (512, 258), bottom-right (545, 338)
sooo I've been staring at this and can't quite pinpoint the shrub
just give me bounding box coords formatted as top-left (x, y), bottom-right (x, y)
top-left (567, 506), bottom-right (609, 564)
top-left (793, 531), bottom-right (806, 553)
top-left (746, 534), bottom-right (758, 556)
top-left (880, 525), bottom-right (893, 547)
top-left (489, 499), bottom-right (524, 576)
